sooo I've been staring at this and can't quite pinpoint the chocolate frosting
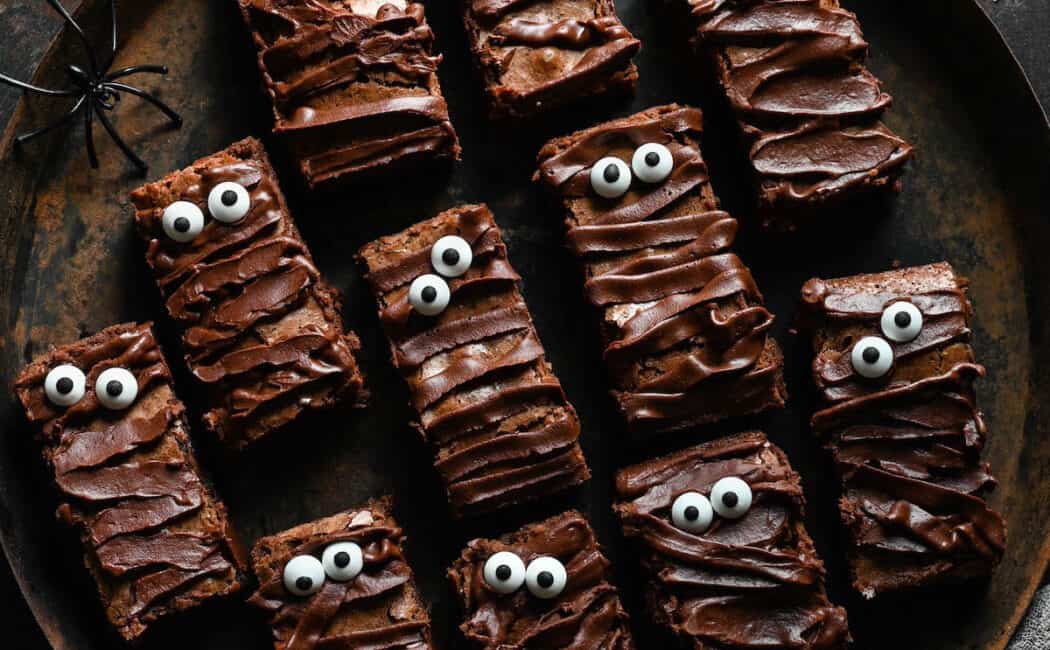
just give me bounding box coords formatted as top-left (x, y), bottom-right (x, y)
top-left (241, 1), bottom-right (458, 187)
top-left (14, 323), bottom-right (244, 641)
top-left (684, 0), bottom-right (913, 224)
top-left (615, 432), bottom-right (850, 649)
top-left (360, 205), bottom-right (589, 516)
top-left (801, 267), bottom-right (1006, 595)
top-left (449, 511), bottom-right (634, 649)
top-left (536, 105), bottom-right (783, 432)
top-left (131, 139), bottom-right (364, 449)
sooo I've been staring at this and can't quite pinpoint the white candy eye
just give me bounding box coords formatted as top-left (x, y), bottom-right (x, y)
top-left (671, 491), bottom-right (714, 534)
top-left (283, 554), bottom-right (325, 597)
top-left (161, 201), bottom-right (204, 242)
top-left (431, 236), bottom-right (473, 278)
top-left (590, 156), bottom-right (631, 199)
top-left (483, 551), bottom-right (526, 594)
top-left (95, 367), bottom-right (138, 410)
top-left (710, 477), bottom-right (753, 519)
top-left (851, 336), bottom-right (894, 379)
top-left (631, 143), bottom-right (674, 184)
top-left (321, 542), bottom-right (363, 582)
top-left (880, 301), bottom-right (923, 343)
top-left (44, 365), bottom-right (86, 407)
top-left (208, 182), bottom-right (251, 224)
top-left (408, 274), bottom-right (450, 316)
top-left (525, 556), bottom-right (567, 599)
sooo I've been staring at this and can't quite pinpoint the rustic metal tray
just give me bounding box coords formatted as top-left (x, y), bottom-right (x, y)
top-left (1, 0), bottom-right (1048, 648)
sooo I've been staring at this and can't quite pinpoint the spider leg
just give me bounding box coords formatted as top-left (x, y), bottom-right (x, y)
top-left (0, 71), bottom-right (75, 96)
top-left (108, 0), bottom-right (119, 66)
top-left (105, 65), bottom-right (168, 82)
top-left (104, 82), bottom-right (181, 126)
top-left (15, 95), bottom-right (87, 146)
top-left (92, 101), bottom-right (147, 173)
top-left (84, 100), bottom-right (98, 168)
top-left (45, 0), bottom-right (100, 76)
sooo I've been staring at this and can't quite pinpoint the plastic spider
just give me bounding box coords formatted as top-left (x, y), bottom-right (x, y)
top-left (0, 0), bottom-right (182, 174)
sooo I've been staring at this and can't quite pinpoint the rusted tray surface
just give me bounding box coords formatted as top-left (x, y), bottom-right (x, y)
top-left (1, 1), bottom-right (1048, 649)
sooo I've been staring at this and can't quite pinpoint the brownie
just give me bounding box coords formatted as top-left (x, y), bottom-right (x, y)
top-left (13, 323), bottom-right (248, 643)
top-left (663, 0), bottom-right (914, 230)
top-left (448, 510), bottom-right (634, 648)
top-left (248, 498), bottom-right (432, 650)
top-left (462, 0), bottom-right (641, 119)
top-left (358, 204), bottom-right (590, 516)
top-left (130, 137), bottom-right (366, 450)
top-left (614, 432), bottom-right (850, 649)
top-left (536, 104), bottom-right (787, 434)
top-left (237, 1), bottom-right (460, 189)
top-left (800, 262), bottom-right (1007, 597)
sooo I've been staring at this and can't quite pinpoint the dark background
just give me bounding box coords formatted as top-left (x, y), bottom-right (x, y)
top-left (0, 0), bottom-right (1047, 648)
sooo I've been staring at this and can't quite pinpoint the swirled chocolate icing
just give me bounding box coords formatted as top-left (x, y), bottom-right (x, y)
top-left (614, 432), bottom-right (850, 649)
top-left (131, 138), bottom-right (366, 450)
top-left (14, 323), bottom-right (247, 642)
top-left (674, 0), bottom-right (914, 229)
top-left (238, 0), bottom-right (460, 188)
top-left (248, 499), bottom-right (433, 650)
top-left (448, 511), bottom-right (634, 649)
top-left (800, 262), bottom-right (1006, 598)
top-left (536, 104), bottom-right (786, 433)
top-left (463, 0), bottom-right (641, 118)
top-left (359, 204), bottom-right (589, 516)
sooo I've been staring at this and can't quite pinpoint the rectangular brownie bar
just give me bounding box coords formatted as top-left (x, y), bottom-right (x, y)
top-left (536, 104), bottom-right (787, 434)
top-left (237, 0), bottom-right (460, 189)
top-left (131, 137), bottom-right (366, 450)
top-left (448, 510), bottom-right (634, 648)
top-left (614, 431), bottom-right (850, 649)
top-left (462, 0), bottom-right (641, 119)
top-left (358, 204), bottom-right (590, 516)
top-left (800, 262), bottom-right (1006, 597)
top-left (13, 323), bottom-right (248, 643)
top-left (248, 497), bottom-right (433, 650)
top-left (667, 0), bottom-right (914, 230)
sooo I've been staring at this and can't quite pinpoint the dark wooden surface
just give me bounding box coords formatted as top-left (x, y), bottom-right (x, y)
top-left (0, 1), bottom-right (1048, 648)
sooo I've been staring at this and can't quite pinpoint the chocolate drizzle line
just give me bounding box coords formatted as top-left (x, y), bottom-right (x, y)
top-left (801, 265), bottom-right (1006, 597)
top-left (359, 204), bottom-right (589, 516)
top-left (449, 511), bottom-right (634, 649)
top-left (615, 432), bottom-right (850, 649)
top-left (240, 1), bottom-right (459, 187)
top-left (14, 323), bottom-right (245, 642)
top-left (131, 138), bottom-right (364, 449)
top-left (536, 105), bottom-right (784, 432)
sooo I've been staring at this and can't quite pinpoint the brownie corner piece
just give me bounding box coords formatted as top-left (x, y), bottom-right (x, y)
top-left (13, 322), bottom-right (247, 642)
top-left (614, 431), bottom-right (850, 648)
top-left (801, 262), bottom-right (1006, 598)
top-left (237, 1), bottom-right (459, 189)
top-left (463, 0), bottom-right (641, 119)
top-left (449, 510), bottom-right (634, 648)
top-left (358, 204), bottom-right (589, 516)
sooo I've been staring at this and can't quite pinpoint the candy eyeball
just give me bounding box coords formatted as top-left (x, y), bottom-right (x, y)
top-left (161, 201), bottom-right (205, 243)
top-left (431, 235), bottom-right (473, 278)
top-left (321, 542), bottom-right (363, 582)
top-left (483, 551), bottom-right (526, 594)
top-left (710, 477), bottom-right (753, 519)
top-left (880, 301), bottom-right (923, 343)
top-left (631, 143), bottom-right (674, 184)
top-left (671, 491), bottom-right (714, 534)
top-left (44, 365), bottom-right (86, 407)
top-left (524, 556), bottom-right (567, 599)
top-left (851, 336), bottom-right (893, 379)
top-left (95, 367), bottom-right (138, 410)
top-left (208, 182), bottom-right (251, 224)
top-left (283, 554), bottom-right (325, 597)
top-left (590, 156), bottom-right (631, 199)
top-left (408, 274), bottom-right (451, 316)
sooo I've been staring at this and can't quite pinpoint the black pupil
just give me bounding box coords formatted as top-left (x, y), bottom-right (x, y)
top-left (421, 286), bottom-right (437, 302)
top-left (106, 379), bottom-right (123, 397)
top-left (221, 189), bottom-right (238, 206)
top-left (295, 576), bottom-right (313, 592)
top-left (537, 571), bottom-right (555, 589)
top-left (333, 551), bottom-right (350, 568)
top-left (722, 492), bottom-right (739, 508)
top-left (603, 163), bottom-right (620, 183)
top-left (645, 151), bottom-right (661, 167)
top-left (894, 311), bottom-right (912, 328)
top-left (56, 377), bottom-right (74, 394)
top-left (173, 216), bottom-right (190, 233)
top-left (862, 346), bottom-right (881, 364)
top-left (442, 248), bottom-right (460, 266)
top-left (684, 505), bottom-right (700, 521)
top-left (495, 565), bottom-right (512, 581)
